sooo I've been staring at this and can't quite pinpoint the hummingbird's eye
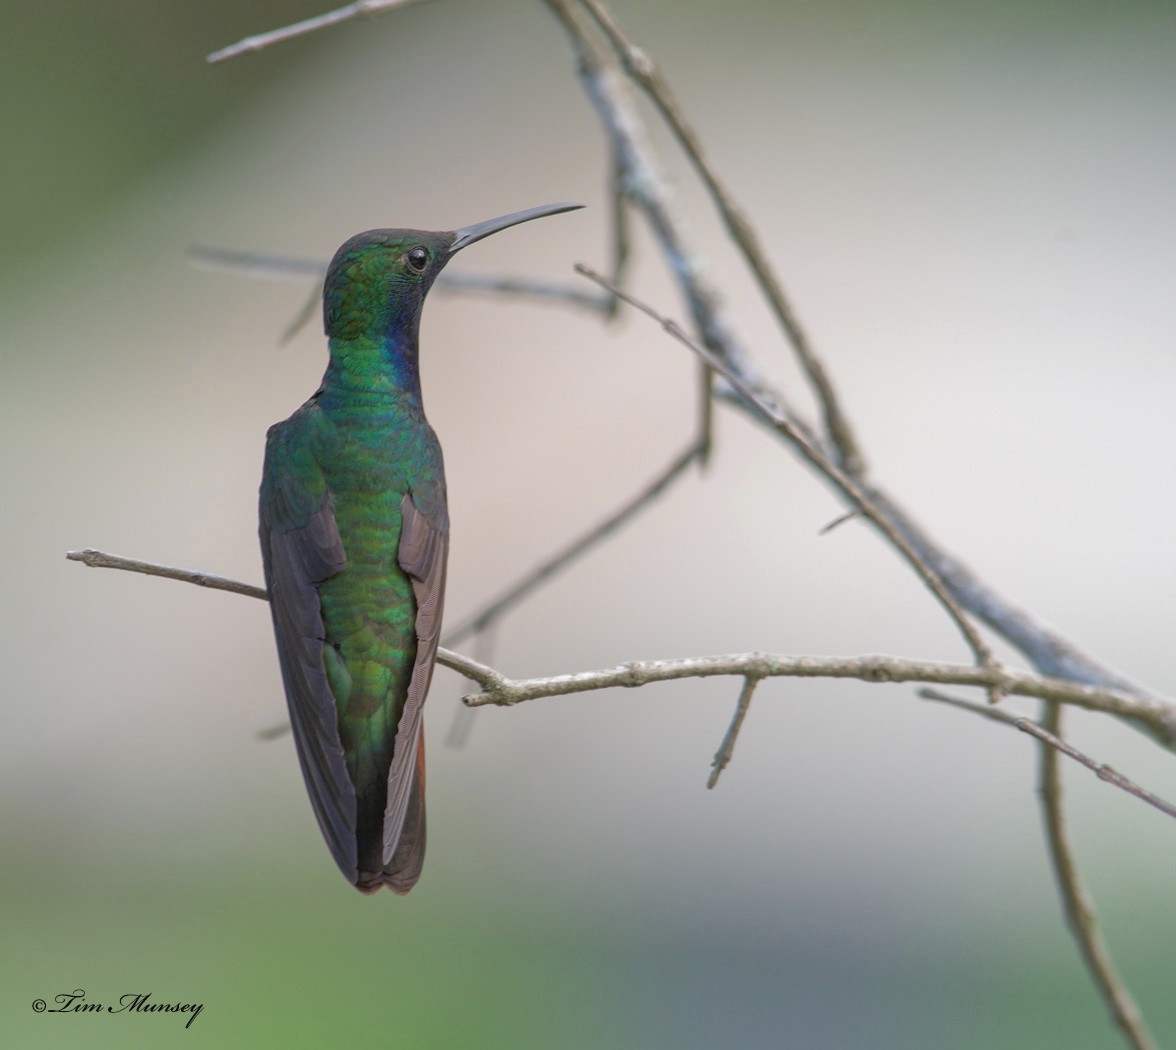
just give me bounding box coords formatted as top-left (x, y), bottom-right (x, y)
top-left (406, 247), bottom-right (429, 272)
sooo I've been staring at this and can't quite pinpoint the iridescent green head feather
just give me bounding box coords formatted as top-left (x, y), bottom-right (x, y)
top-left (322, 202), bottom-right (584, 341)
top-left (323, 230), bottom-right (453, 342)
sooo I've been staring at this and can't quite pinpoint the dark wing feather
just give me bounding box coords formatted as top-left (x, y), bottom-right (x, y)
top-left (380, 490), bottom-right (448, 892)
top-left (260, 425), bottom-right (358, 883)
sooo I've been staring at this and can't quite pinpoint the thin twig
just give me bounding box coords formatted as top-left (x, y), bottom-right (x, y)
top-left (1038, 703), bottom-right (1158, 1050)
top-left (575, 0), bottom-right (862, 474)
top-left (544, 0), bottom-right (769, 394)
top-left (257, 721), bottom-right (292, 741)
top-left (708, 675), bottom-right (760, 789)
top-left (434, 272), bottom-right (610, 313)
top-left (66, 548), bottom-right (268, 601)
top-left (444, 620), bottom-right (498, 750)
top-left (442, 440), bottom-right (704, 647)
top-left (605, 146), bottom-right (631, 320)
top-left (281, 285), bottom-right (322, 345)
top-left (64, 548), bottom-right (486, 680)
top-left (189, 244), bottom-right (611, 315)
top-left (187, 245), bottom-right (324, 279)
top-left (872, 484), bottom-right (1150, 698)
top-left (696, 362), bottom-right (714, 468)
top-left (818, 509), bottom-right (861, 535)
top-left (575, 264), bottom-right (998, 684)
top-left (206, 0), bottom-right (431, 64)
top-left (1020, 717), bottom-right (1176, 822)
top-left (918, 689), bottom-right (1176, 821)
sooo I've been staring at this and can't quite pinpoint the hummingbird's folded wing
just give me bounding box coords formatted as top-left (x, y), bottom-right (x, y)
top-left (380, 490), bottom-right (449, 893)
top-left (260, 426), bottom-right (358, 883)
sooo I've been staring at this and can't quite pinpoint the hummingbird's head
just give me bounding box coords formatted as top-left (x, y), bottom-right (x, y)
top-left (323, 229), bottom-right (453, 342)
top-left (323, 203), bottom-right (583, 341)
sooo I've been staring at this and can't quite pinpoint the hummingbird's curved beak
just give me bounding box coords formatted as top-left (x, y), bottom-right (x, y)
top-left (449, 202), bottom-right (583, 254)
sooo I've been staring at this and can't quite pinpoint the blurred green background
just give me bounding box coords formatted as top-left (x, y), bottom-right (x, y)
top-left (4, 1), bottom-right (1176, 1047)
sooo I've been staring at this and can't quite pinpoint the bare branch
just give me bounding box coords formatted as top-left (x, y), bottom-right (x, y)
top-left (443, 440), bottom-right (703, 646)
top-left (873, 486), bottom-right (1149, 699)
top-left (918, 689), bottom-right (1176, 821)
top-left (188, 244), bottom-right (611, 315)
top-left (187, 245), bottom-right (324, 280)
top-left (444, 620), bottom-right (498, 750)
top-left (708, 675), bottom-right (760, 789)
top-left (434, 272), bottom-right (611, 314)
top-left (923, 685), bottom-right (1167, 1043)
top-left (544, 0), bottom-right (769, 396)
top-left (1021, 716), bottom-right (1176, 822)
top-left (574, 0), bottom-right (862, 473)
top-left (65, 548), bottom-right (1175, 735)
top-left (64, 548), bottom-right (487, 682)
top-left (575, 263), bottom-right (999, 682)
top-left (66, 548), bottom-right (268, 601)
top-left (1038, 703), bottom-right (1159, 1050)
top-left (459, 651), bottom-right (1166, 724)
top-left (206, 0), bottom-right (431, 64)
top-left (546, 0), bottom-right (1169, 741)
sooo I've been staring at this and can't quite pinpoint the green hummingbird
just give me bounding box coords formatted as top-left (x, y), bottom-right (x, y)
top-left (259, 202), bottom-right (582, 893)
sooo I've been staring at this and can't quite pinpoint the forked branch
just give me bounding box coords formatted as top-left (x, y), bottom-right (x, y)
top-left (574, 264), bottom-right (1000, 685)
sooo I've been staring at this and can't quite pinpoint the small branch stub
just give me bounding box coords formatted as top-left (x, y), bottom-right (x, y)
top-left (708, 676), bottom-right (760, 789)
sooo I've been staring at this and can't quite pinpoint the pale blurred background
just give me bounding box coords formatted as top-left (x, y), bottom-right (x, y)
top-left (4, 1), bottom-right (1176, 1047)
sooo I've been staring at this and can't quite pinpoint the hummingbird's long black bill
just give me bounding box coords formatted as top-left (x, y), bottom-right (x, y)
top-left (449, 202), bottom-right (583, 253)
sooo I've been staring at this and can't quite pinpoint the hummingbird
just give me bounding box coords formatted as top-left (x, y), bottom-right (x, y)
top-left (259, 202), bottom-right (582, 893)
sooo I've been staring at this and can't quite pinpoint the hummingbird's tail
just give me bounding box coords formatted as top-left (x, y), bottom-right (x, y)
top-left (355, 730), bottom-right (426, 895)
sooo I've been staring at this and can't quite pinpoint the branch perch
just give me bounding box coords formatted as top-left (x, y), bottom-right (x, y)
top-left (65, 548), bottom-right (1174, 737)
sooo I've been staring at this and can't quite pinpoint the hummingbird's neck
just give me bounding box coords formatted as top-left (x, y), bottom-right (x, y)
top-left (321, 328), bottom-right (423, 407)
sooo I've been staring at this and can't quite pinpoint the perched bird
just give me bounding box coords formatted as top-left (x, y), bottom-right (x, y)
top-left (259, 203), bottom-right (582, 893)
